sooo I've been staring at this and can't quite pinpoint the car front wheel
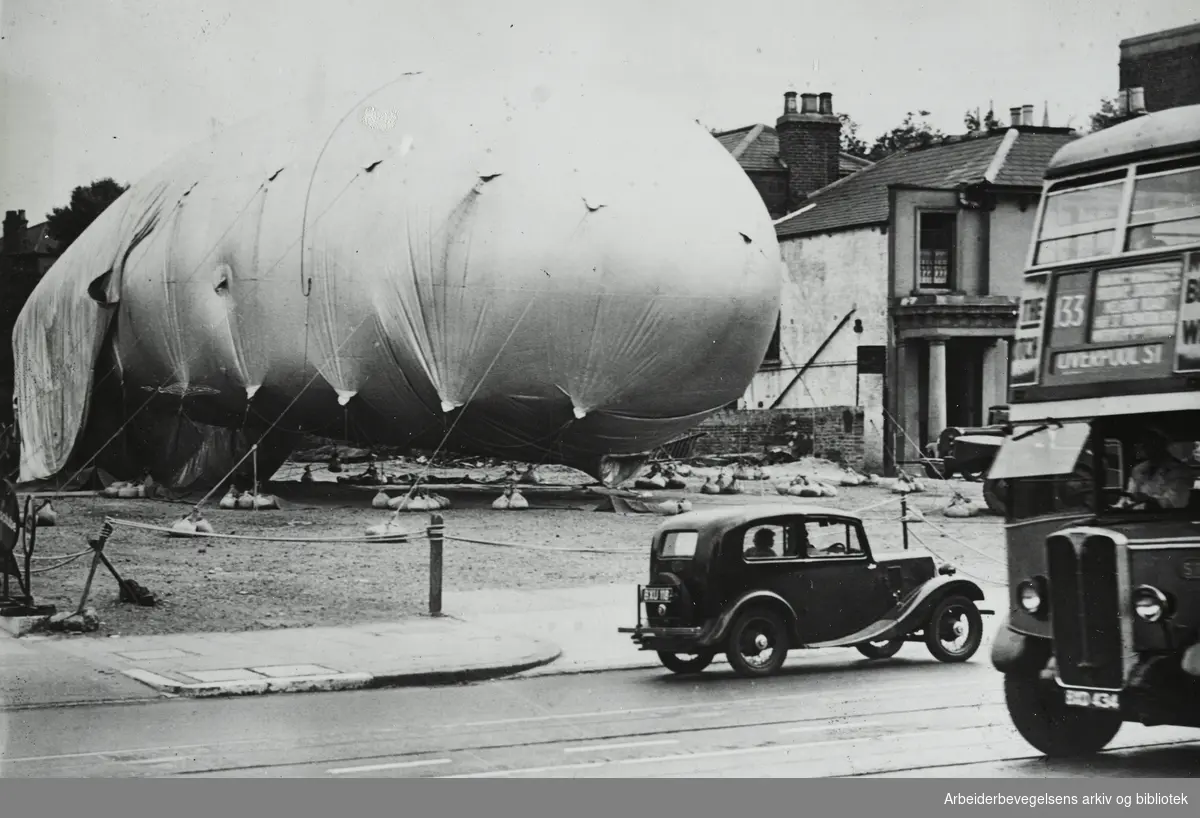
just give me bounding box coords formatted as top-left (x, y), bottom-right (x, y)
top-left (726, 608), bottom-right (789, 678)
top-left (856, 638), bottom-right (905, 659)
top-left (1004, 672), bottom-right (1122, 757)
top-left (657, 651), bottom-right (715, 675)
top-left (924, 595), bottom-right (983, 662)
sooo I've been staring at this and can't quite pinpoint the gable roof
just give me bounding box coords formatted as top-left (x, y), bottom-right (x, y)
top-left (23, 222), bottom-right (60, 256)
top-left (713, 124), bottom-right (871, 177)
top-left (774, 127), bottom-right (1079, 239)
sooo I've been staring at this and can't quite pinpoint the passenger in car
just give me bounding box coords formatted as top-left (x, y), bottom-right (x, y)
top-left (745, 528), bottom-right (778, 559)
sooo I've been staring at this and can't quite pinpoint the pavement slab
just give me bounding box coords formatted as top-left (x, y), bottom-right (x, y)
top-left (2, 614), bottom-right (560, 706)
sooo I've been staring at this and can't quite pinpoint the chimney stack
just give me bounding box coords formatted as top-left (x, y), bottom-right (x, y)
top-left (3, 210), bottom-right (27, 256)
top-left (1021, 104), bottom-right (1034, 126)
top-left (1129, 86), bottom-right (1147, 114)
top-left (776, 90), bottom-right (842, 210)
top-left (1009, 106), bottom-right (1022, 127)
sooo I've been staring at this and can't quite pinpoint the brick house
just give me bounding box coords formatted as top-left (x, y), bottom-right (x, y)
top-left (751, 103), bottom-right (1078, 473)
top-left (1119, 21), bottom-right (1200, 113)
top-left (1, 210), bottom-right (61, 429)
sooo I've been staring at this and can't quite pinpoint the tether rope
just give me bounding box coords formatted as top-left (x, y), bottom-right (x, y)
top-left (104, 516), bottom-right (424, 544)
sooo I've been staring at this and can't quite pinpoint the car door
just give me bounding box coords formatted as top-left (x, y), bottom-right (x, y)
top-left (724, 515), bottom-right (807, 616)
top-left (787, 516), bottom-right (896, 644)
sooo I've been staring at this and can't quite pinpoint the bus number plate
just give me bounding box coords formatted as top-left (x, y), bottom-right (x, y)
top-left (1064, 689), bottom-right (1120, 710)
top-left (1179, 560), bottom-right (1200, 581)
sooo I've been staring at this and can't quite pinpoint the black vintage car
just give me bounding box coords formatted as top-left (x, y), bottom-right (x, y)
top-left (618, 503), bottom-right (993, 677)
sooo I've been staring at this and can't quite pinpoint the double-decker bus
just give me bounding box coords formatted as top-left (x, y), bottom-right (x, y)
top-left (989, 103), bottom-right (1200, 757)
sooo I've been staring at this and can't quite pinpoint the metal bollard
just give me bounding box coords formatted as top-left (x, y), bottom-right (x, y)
top-left (428, 513), bottom-right (444, 616)
top-left (901, 497), bottom-right (909, 550)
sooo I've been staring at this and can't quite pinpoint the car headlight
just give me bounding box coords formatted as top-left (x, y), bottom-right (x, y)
top-left (1133, 585), bottom-right (1171, 623)
top-left (1017, 578), bottom-right (1046, 615)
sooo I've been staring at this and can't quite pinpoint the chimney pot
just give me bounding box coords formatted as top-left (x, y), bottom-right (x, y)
top-left (1117, 89), bottom-right (1130, 116)
top-left (1130, 87), bottom-right (1146, 113)
top-left (800, 92), bottom-right (819, 114)
top-left (1021, 104), bottom-right (1034, 126)
top-left (783, 91), bottom-right (798, 114)
top-left (818, 92), bottom-right (833, 115)
top-left (1009, 106), bottom-right (1022, 127)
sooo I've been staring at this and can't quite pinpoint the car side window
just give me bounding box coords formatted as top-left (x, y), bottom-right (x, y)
top-left (742, 523), bottom-right (796, 561)
top-left (801, 520), bottom-right (865, 558)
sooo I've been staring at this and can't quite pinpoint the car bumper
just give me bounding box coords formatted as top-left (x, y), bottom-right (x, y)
top-left (617, 624), bottom-right (713, 653)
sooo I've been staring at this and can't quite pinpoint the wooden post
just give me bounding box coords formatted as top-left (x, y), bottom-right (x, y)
top-left (428, 513), bottom-right (444, 616)
top-left (901, 497), bottom-right (910, 550)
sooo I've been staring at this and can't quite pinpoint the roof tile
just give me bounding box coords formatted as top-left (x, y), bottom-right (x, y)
top-left (774, 129), bottom-right (1079, 238)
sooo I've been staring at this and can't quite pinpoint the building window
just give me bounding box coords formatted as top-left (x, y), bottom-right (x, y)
top-left (761, 312), bottom-right (781, 367)
top-left (918, 212), bottom-right (956, 288)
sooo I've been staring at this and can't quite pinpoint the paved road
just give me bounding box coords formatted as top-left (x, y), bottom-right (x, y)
top-left (3, 648), bottom-right (1198, 778)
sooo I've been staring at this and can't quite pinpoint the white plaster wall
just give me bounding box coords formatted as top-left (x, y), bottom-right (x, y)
top-left (987, 199), bottom-right (1040, 297)
top-left (741, 226), bottom-right (889, 470)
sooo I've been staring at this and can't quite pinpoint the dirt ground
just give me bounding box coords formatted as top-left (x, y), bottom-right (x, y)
top-left (10, 458), bottom-right (1009, 637)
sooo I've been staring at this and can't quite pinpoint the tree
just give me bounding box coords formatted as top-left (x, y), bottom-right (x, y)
top-left (838, 113), bottom-right (872, 160)
top-left (964, 107), bottom-right (1003, 132)
top-left (45, 178), bottom-right (129, 251)
top-left (866, 110), bottom-right (944, 161)
top-left (1088, 97), bottom-right (1124, 133)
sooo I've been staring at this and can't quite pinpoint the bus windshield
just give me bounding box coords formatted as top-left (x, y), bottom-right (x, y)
top-left (993, 411), bottom-right (1200, 521)
top-left (1032, 155), bottom-right (1200, 266)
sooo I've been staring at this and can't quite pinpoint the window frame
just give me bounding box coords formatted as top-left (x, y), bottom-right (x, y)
top-left (916, 209), bottom-right (958, 290)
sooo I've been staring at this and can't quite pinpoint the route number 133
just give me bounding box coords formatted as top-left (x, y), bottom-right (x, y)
top-left (1054, 294), bottom-right (1087, 328)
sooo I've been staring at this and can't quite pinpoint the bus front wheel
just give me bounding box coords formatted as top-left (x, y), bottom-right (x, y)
top-left (1004, 672), bottom-right (1122, 757)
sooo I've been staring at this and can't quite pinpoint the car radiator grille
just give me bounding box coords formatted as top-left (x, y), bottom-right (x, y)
top-left (1046, 532), bottom-right (1124, 690)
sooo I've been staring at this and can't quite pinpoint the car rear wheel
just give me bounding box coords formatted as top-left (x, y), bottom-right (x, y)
top-left (856, 638), bottom-right (905, 659)
top-left (726, 608), bottom-right (789, 678)
top-left (657, 651), bottom-right (715, 675)
top-left (924, 595), bottom-right (982, 662)
top-left (1004, 672), bottom-right (1122, 757)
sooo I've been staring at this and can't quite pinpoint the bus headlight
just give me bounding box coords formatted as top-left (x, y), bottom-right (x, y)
top-left (1133, 585), bottom-right (1171, 623)
top-left (1017, 578), bottom-right (1047, 615)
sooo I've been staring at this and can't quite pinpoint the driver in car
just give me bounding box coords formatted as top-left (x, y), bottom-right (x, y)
top-left (1117, 427), bottom-right (1194, 510)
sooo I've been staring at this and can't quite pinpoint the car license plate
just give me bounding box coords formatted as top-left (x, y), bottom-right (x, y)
top-left (1064, 688), bottom-right (1120, 711)
top-left (642, 587), bottom-right (673, 603)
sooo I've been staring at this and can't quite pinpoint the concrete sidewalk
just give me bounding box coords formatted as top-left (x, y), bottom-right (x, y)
top-left (1, 614), bottom-right (560, 708)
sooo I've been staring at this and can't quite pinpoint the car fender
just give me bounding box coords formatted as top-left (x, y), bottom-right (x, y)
top-left (697, 590), bottom-right (799, 647)
top-left (805, 575), bottom-right (986, 649)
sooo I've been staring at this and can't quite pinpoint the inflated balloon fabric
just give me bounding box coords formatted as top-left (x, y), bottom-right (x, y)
top-left (13, 71), bottom-right (781, 488)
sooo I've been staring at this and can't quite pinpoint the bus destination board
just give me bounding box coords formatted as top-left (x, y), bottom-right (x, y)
top-left (1010, 273), bottom-right (1048, 387)
top-left (1041, 260), bottom-right (1183, 387)
top-left (1172, 252), bottom-right (1200, 373)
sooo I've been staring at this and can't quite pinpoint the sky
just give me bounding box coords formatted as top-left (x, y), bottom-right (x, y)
top-left (1, 0), bottom-right (1198, 222)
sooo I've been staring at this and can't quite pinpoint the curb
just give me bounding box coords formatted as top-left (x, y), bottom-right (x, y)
top-left (120, 645), bottom-right (563, 698)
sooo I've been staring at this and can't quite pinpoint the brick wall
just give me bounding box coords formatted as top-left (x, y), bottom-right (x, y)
top-left (692, 406), bottom-right (865, 468)
top-left (1120, 24), bottom-right (1200, 112)
top-left (776, 118), bottom-right (841, 210)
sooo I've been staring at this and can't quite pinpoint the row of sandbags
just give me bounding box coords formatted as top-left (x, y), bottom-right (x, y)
top-left (218, 488), bottom-right (281, 510)
top-left (371, 490), bottom-right (452, 511)
top-left (775, 475), bottom-right (839, 498)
